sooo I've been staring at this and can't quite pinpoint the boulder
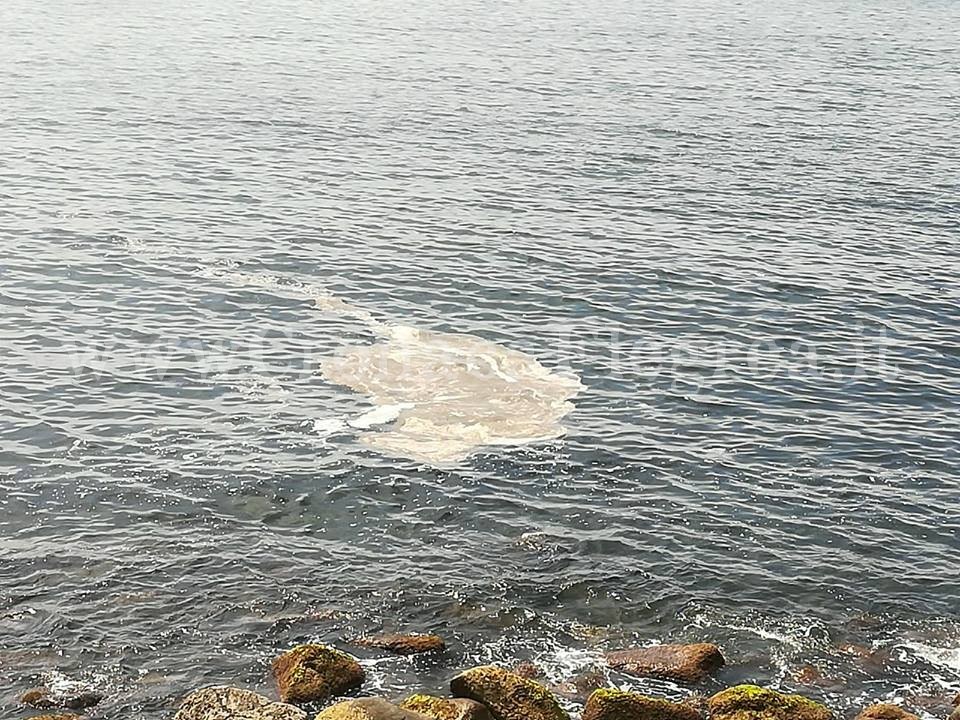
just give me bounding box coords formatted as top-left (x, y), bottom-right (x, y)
top-left (173, 686), bottom-right (307, 720)
top-left (316, 698), bottom-right (430, 719)
top-left (708, 685), bottom-right (832, 720)
top-left (21, 687), bottom-right (103, 710)
top-left (855, 705), bottom-right (919, 720)
top-left (450, 666), bottom-right (569, 720)
top-left (352, 633), bottom-right (445, 656)
top-left (400, 695), bottom-right (493, 720)
top-left (582, 688), bottom-right (700, 720)
top-left (272, 644), bottom-right (365, 704)
top-left (605, 643), bottom-right (725, 683)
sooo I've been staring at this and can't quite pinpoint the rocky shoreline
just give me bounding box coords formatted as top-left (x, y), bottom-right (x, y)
top-left (16, 635), bottom-right (960, 720)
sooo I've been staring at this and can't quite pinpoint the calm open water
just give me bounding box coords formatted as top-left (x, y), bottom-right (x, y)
top-left (1, 0), bottom-right (959, 717)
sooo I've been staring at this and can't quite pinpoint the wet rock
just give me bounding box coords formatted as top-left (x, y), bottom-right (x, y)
top-left (21, 689), bottom-right (56, 709)
top-left (855, 704), bottom-right (919, 720)
top-left (582, 688), bottom-right (700, 720)
top-left (352, 633), bottom-right (446, 655)
top-left (20, 687), bottom-right (103, 711)
top-left (450, 665), bottom-right (570, 720)
top-left (272, 644), bottom-right (365, 704)
top-left (400, 694), bottom-right (493, 720)
top-left (173, 686), bottom-right (307, 720)
top-left (605, 642), bottom-right (725, 683)
top-left (550, 671), bottom-right (606, 702)
top-left (835, 643), bottom-right (890, 669)
top-left (791, 665), bottom-right (824, 685)
top-left (316, 697), bottom-right (429, 719)
top-left (20, 683), bottom-right (103, 710)
top-left (512, 662), bottom-right (545, 680)
top-left (708, 685), bottom-right (832, 720)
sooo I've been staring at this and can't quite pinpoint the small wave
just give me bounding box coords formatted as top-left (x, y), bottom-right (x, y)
top-left (900, 642), bottom-right (960, 675)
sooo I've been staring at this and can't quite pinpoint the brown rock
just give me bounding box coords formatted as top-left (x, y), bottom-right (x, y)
top-left (792, 665), bottom-right (824, 685)
top-left (20, 687), bottom-right (103, 711)
top-left (21, 689), bottom-right (56, 709)
top-left (708, 685), bottom-right (832, 720)
top-left (400, 695), bottom-right (493, 720)
top-left (173, 686), bottom-right (307, 720)
top-left (352, 633), bottom-right (445, 656)
top-left (512, 662), bottom-right (545, 680)
top-left (950, 708), bottom-right (960, 720)
top-left (582, 688), bottom-right (700, 720)
top-left (605, 643), bottom-right (725, 683)
top-left (855, 704), bottom-right (919, 720)
top-left (836, 644), bottom-right (890, 669)
top-left (316, 698), bottom-right (430, 720)
top-left (550, 671), bottom-right (606, 702)
top-left (450, 665), bottom-right (569, 720)
top-left (272, 644), bottom-right (365, 704)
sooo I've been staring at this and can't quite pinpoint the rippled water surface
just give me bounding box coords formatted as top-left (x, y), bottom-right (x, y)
top-left (2, 0), bottom-right (959, 717)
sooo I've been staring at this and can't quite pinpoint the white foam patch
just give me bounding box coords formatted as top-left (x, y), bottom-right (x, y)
top-left (187, 264), bottom-right (581, 464)
top-left (41, 670), bottom-right (109, 702)
top-left (900, 642), bottom-right (960, 675)
top-left (313, 417), bottom-right (349, 438)
top-left (322, 324), bottom-right (582, 464)
top-left (349, 403), bottom-right (414, 430)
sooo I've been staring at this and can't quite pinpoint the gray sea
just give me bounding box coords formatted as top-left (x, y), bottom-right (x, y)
top-left (1, 0), bottom-right (959, 717)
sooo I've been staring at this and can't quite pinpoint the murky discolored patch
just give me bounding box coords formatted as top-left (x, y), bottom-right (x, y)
top-left (321, 324), bottom-right (582, 464)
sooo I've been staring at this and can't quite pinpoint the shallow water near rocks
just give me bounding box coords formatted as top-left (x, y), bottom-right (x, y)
top-left (1, 0), bottom-right (959, 718)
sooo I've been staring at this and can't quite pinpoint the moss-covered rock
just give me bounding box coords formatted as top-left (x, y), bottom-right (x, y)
top-left (708, 685), bottom-right (832, 720)
top-left (855, 705), bottom-right (919, 720)
top-left (450, 666), bottom-right (569, 720)
top-left (273, 644), bottom-right (365, 704)
top-left (352, 633), bottom-right (446, 656)
top-left (173, 686), bottom-right (307, 720)
top-left (315, 697), bottom-right (430, 719)
top-left (582, 688), bottom-right (699, 720)
top-left (605, 643), bottom-right (724, 683)
top-left (399, 695), bottom-right (492, 720)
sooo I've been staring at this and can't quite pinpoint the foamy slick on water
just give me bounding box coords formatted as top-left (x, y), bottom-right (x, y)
top-left (193, 268), bottom-right (582, 464)
top-left (322, 323), bottom-right (583, 464)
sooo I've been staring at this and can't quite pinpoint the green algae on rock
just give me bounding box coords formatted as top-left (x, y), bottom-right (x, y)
top-left (173, 686), bottom-right (307, 720)
top-left (582, 688), bottom-right (701, 720)
top-left (272, 644), bottom-right (365, 704)
top-left (351, 633), bottom-right (446, 656)
top-left (399, 694), bottom-right (492, 720)
top-left (315, 697), bottom-right (431, 720)
top-left (708, 685), bottom-right (832, 720)
top-left (605, 643), bottom-right (725, 683)
top-left (450, 665), bottom-right (569, 720)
